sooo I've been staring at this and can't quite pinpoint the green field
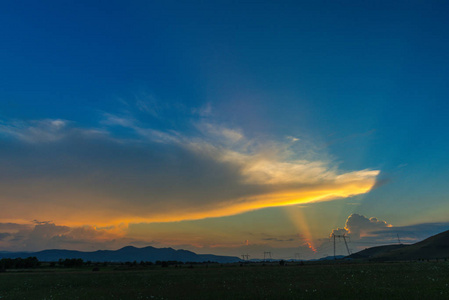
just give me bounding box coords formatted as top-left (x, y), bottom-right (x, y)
top-left (1, 261), bottom-right (449, 299)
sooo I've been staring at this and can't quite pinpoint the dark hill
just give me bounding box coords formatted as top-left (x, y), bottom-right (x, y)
top-left (348, 244), bottom-right (406, 259)
top-left (0, 246), bottom-right (241, 263)
top-left (375, 229), bottom-right (449, 261)
top-left (349, 229), bottom-right (449, 261)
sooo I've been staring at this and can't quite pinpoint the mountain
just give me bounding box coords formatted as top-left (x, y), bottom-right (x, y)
top-left (348, 229), bottom-right (449, 261)
top-left (0, 246), bottom-right (241, 263)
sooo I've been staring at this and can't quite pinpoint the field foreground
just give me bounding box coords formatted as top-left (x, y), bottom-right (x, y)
top-left (1, 261), bottom-right (449, 299)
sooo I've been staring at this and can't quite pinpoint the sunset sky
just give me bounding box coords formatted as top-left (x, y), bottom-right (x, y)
top-left (1, 1), bottom-right (449, 259)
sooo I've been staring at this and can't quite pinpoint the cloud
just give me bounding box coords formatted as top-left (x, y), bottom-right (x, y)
top-left (0, 223), bottom-right (32, 232)
top-left (0, 233), bottom-right (12, 241)
top-left (0, 119), bottom-right (68, 143)
top-left (344, 213), bottom-right (391, 239)
top-left (286, 136), bottom-right (300, 142)
top-left (0, 222), bottom-right (131, 251)
top-left (0, 117), bottom-right (379, 228)
top-left (192, 102), bottom-right (212, 117)
top-left (330, 228), bottom-right (348, 236)
top-left (330, 214), bottom-right (392, 240)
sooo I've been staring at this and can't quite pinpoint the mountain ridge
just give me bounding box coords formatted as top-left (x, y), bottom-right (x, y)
top-left (0, 245), bottom-right (241, 263)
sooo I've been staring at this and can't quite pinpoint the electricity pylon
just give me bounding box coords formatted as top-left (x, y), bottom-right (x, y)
top-left (331, 233), bottom-right (351, 259)
top-left (263, 251), bottom-right (272, 261)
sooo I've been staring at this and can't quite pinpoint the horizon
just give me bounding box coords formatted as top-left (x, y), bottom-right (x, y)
top-left (1, 1), bottom-right (449, 260)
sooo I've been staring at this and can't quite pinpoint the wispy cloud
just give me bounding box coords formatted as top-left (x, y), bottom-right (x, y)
top-left (0, 119), bottom-right (69, 143)
top-left (192, 102), bottom-right (213, 117)
top-left (0, 115), bottom-right (379, 229)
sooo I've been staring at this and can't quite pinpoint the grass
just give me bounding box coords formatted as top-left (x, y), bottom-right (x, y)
top-left (1, 261), bottom-right (449, 299)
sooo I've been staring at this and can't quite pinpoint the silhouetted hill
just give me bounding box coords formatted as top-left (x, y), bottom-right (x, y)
top-left (0, 246), bottom-right (241, 263)
top-left (347, 244), bottom-right (406, 259)
top-left (349, 229), bottom-right (449, 261)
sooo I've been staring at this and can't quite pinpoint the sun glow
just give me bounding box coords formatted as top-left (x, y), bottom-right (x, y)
top-left (283, 207), bottom-right (317, 255)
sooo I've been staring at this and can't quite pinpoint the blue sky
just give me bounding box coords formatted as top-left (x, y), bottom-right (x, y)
top-left (1, 1), bottom-right (449, 259)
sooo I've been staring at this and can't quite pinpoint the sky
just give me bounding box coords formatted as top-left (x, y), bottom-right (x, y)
top-left (1, 0), bottom-right (449, 259)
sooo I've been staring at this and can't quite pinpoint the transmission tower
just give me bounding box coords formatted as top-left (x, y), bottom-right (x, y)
top-left (397, 234), bottom-right (402, 244)
top-left (331, 233), bottom-right (351, 259)
top-left (263, 251), bottom-right (272, 261)
top-left (241, 254), bottom-right (250, 261)
top-left (294, 253), bottom-right (300, 261)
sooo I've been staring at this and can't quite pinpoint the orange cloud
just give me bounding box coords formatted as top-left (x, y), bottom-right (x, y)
top-left (0, 119), bottom-right (379, 228)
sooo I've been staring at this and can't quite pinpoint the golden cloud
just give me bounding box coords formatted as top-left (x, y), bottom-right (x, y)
top-left (0, 119), bottom-right (380, 227)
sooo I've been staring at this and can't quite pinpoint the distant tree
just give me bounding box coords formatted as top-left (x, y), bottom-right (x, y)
top-left (62, 258), bottom-right (83, 268)
top-left (0, 257), bottom-right (40, 269)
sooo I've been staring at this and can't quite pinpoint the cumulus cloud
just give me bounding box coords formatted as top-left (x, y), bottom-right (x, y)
top-left (330, 214), bottom-right (391, 238)
top-left (344, 213), bottom-right (391, 239)
top-left (0, 117), bottom-right (379, 228)
top-left (330, 227), bottom-right (348, 236)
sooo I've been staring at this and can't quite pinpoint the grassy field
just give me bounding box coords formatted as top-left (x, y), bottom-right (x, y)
top-left (1, 261), bottom-right (449, 299)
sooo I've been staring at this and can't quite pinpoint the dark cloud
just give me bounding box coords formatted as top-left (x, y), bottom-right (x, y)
top-left (0, 223), bottom-right (32, 231)
top-left (0, 233), bottom-right (12, 241)
top-left (0, 127), bottom-right (252, 222)
top-left (262, 238), bottom-right (295, 242)
top-left (0, 222), bottom-right (135, 251)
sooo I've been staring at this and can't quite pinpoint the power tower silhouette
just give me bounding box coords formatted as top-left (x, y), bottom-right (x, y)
top-left (331, 233), bottom-right (351, 259)
top-left (263, 251), bottom-right (272, 261)
top-left (294, 253), bottom-right (300, 260)
top-left (241, 254), bottom-right (250, 261)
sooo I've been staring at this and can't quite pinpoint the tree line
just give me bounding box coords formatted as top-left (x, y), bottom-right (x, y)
top-left (0, 257), bottom-right (40, 270)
